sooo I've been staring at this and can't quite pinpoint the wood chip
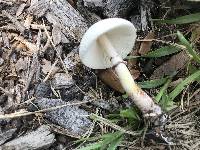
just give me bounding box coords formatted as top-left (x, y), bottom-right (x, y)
top-left (1, 125), bottom-right (55, 150)
top-left (138, 31), bottom-right (155, 55)
top-left (14, 36), bottom-right (39, 54)
top-left (52, 25), bottom-right (62, 46)
top-left (51, 73), bottom-right (74, 89)
top-left (16, 3), bottom-right (26, 17)
top-left (0, 128), bottom-right (17, 145)
top-left (24, 14), bottom-right (33, 29)
top-left (104, 0), bottom-right (136, 18)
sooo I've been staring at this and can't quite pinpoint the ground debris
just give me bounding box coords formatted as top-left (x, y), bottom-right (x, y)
top-left (82, 0), bottom-right (137, 18)
top-left (2, 10), bottom-right (26, 35)
top-left (51, 73), bottom-right (75, 90)
top-left (104, 0), bottom-right (137, 18)
top-left (83, 95), bottom-right (119, 111)
top-left (34, 98), bottom-right (92, 137)
top-left (138, 31), bottom-right (155, 55)
top-left (1, 125), bottom-right (55, 150)
top-left (28, 0), bottom-right (88, 43)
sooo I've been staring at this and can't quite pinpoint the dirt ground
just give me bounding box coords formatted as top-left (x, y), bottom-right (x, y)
top-left (0, 0), bottom-right (200, 150)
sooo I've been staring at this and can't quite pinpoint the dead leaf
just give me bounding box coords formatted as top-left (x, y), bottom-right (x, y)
top-left (127, 45), bottom-right (139, 67)
top-left (150, 51), bottom-right (190, 79)
top-left (129, 69), bottom-right (140, 79)
top-left (138, 31), bottom-right (155, 55)
top-left (98, 69), bottom-right (124, 93)
top-left (15, 36), bottom-right (39, 54)
top-left (15, 57), bottom-right (29, 73)
top-left (41, 59), bottom-right (59, 75)
top-left (2, 32), bottom-right (10, 48)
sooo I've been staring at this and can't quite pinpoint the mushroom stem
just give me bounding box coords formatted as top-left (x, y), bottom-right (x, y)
top-left (98, 34), bottom-right (161, 117)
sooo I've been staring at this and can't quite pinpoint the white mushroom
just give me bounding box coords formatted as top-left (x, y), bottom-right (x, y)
top-left (79, 18), bottom-right (162, 117)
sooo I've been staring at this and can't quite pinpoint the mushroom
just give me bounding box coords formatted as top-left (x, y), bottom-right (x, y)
top-left (79, 18), bottom-right (162, 117)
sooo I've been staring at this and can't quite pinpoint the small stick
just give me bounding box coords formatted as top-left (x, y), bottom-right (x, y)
top-left (43, 59), bottom-right (59, 82)
top-left (43, 23), bottom-right (69, 74)
top-left (0, 99), bottom-right (95, 119)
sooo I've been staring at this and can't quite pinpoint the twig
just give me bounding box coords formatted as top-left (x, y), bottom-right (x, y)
top-left (136, 38), bottom-right (186, 50)
top-left (141, 120), bottom-right (149, 147)
top-left (41, 38), bottom-right (51, 54)
top-left (43, 23), bottom-right (69, 74)
top-left (30, 24), bottom-right (50, 30)
top-left (43, 59), bottom-right (59, 82)
top-left (188, 89), bottom-right (200, 102)
top-left (19, 97), bottom-right (36, 106)
top-left (0, 99), bottom-right (95, 119)
top-left (23, 53), bottom-right (38, 99)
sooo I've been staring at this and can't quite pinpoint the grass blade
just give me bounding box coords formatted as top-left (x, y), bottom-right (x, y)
top-left (90, 114), bottom-right (141, 136)
top-left (107, 136), bottom-right (123, 150)
top-left (77, 141), bottom-right (102, 150)
top-left (144, 46), bottom-right (181, 58)
top-left (126, 55), bottom-right (140, 60)
top-left (101, 132), bottom-right (123, 150)
top-left (169, 70), bottom-right (200, 100)
top-left (155, 78), bottom-right (172, 103)
top-left (159, 92), bottom-right (176, 111)
top-left (120, 108), bottom-right (140, 120)
top-left (138, 78), bottom-right (168, 89)
top-left (177, 31), bottom-right (200, 63)
top-left (152, 12), bottom-right (200, 24)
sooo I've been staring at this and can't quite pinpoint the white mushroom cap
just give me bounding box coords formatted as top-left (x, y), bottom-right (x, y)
top-left (79, 18), bottom-right (137, 69)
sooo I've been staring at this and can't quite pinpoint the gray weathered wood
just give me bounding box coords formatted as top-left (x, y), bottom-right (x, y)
top-left (82, 0), bottom-right (137, 18)
top-left (1, 125), bottom-right (55, 150)
top-left (104, 0), bottom-right (137, 18)
top-left (0, 128), bottom-right (17, 145)
top-left (28, 0), bottom-right (88, 43)
top-left (35, 98), bottom-right (92, 138)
